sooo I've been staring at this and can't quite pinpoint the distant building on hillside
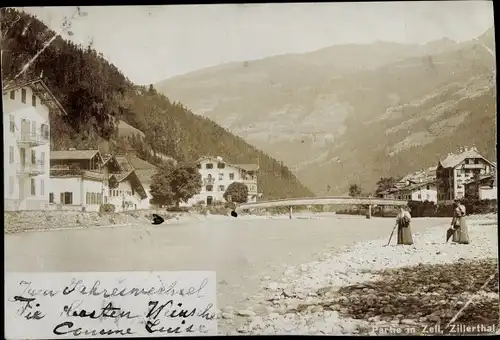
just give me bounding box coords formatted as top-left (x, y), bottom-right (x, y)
top-left (3, 78), bottom-right (68, 211)
top-left (184, 156), bottom-right (260, 206)
top-left (436, 147), bottom-right (496, 203)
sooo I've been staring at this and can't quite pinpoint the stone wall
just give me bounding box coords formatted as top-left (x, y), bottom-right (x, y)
top-left (3, 208), bottom-right (172, 234)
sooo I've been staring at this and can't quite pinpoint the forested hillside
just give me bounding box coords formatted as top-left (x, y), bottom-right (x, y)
top-left (1, 8), bottom-right (314, 199)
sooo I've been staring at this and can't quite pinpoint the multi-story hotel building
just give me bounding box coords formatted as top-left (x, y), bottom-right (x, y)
top-left (186, 156), bottom-right (260, 205)
top-left (3, 79), bottom-right (67, 211)
top-left (436, 147), bottom-right (496, 203)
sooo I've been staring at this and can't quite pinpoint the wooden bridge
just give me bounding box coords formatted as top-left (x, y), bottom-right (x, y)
top-left (235, 196), bottom-right (408, 218)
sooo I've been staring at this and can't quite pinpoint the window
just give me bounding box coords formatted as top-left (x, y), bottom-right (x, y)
top-left (49, 193), bottom-right (54, 203)
top-left (219, 185), bottom-right (225, 192)
top-left (417, 194), bottom-right (421, 200)
top-left (61, 192), bottom-right (73, 205)
top-left (229, 173), bottom-right (234, 180)
top-left (132, 188), bottom-right (135, 195)
top-left (217, 162), bottom-right (225, 169)
top-left (86, 192), bottom-right (91, 204)
top-left (31, 150), bottom-right (36, 164)
top-left (206, 185), bottom-right (213, 192)
top-left (9, 176), bottom-right (14, 195)
top-left (21, 88), bottom-right (26, 103)
top-left (474, 159), bottom-right (479, 164)
top-left (218, 173), bottom-right (224, 180)
top-left (32, 94), bottom-right (36, 107)
top-left (92, 193), bottom-right (96, 204)
top-left (31, 121), bottom-right (36, 135)
top-left (41, 124), bottom-right (49, 139)
top-left (9, 115), bottom-right (15, 132)
top-left (206, 163), bottom-right (213, 169)
top-left (426, 185), bottom-right (430, 190)
top-left (40, 179), bottom-right (45, 195)
top-left (10, 90), bottom-right (15, 100)
top-left (40, 152), bottom-right (45, 166)
top-left (30, 179), bottom-right (36, 196)
top-left (9, 146), bottom-right (14, 164)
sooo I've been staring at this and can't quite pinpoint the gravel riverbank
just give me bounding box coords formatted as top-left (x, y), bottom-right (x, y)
top-left (219, 216), bottom-right (499, 335)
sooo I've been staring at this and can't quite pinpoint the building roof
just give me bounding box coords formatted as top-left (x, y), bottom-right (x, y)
top-left (235, 164), bottom-right (259, 172)
top-left (109, 170), bottom-right (147, 199)
top-left (197, 156), bottom-right (259, 172)
top-left (3, 78), bottom-right (68, 116)
top-left (439, 147), bottom-right (494, 168)
top-left (135, 169), bottom-right (156, 186)
top-left (128, 155), bottom-right (157, 170)
top-left (51, 149), bottom-right (100, 160)
top-left (464, 173), bottom-right (496, 185)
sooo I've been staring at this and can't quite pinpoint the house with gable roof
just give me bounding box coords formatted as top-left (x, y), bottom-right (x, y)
top-left (183, 155), bottom-right (260, 206)
top-left (49, 149), bottom-right (148, 211)
top-left (3, 78), bottom-right (68, 211)
top-left (436, 146), bottom-right (496, 203)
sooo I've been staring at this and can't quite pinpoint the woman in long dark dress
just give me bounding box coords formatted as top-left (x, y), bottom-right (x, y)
top-left (396, 207), bottom-right (414, 245)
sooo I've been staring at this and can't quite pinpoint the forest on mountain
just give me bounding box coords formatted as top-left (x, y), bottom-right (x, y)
top-left (1, 8), bottom-right (313, 199)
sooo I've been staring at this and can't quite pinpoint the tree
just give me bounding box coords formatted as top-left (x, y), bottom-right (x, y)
top-left (223, 182), bottom-right (249, 203)
top-left (348, 184), bottom-right (362, 197)
top-left (149, 163), bottom-right (176, 206)
top-left (376, 177), bottom-right (398, 194)
top-left (168, 163), bottom-right (202, 207)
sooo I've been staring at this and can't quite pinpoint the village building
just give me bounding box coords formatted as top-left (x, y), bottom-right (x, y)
top-left (49, 149), bottom-right (148, 211)
top-left (3, 78), bottom-right (67, 211)
top-left (378, 166), bottom-right (437, 202)
top-left (464, 169), bottom-right (497, 200)
top-left (436, 147), bottom-right (495, 203)
top-left (114, 154), bottom-right (158, 209)
top-left (185, 156), bottom-right (260, 206)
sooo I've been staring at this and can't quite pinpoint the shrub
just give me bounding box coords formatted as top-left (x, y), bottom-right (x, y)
top-left (99, 203), bottom-right (115, 214)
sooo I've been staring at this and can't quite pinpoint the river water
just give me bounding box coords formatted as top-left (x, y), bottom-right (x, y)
top-left (5, 214), bottom-right (449, 310)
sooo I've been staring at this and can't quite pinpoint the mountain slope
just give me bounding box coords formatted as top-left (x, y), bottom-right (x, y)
top-left (156, 28), bottom-right (496, 194)
top-left (1, 8), bottom-right (313, 199)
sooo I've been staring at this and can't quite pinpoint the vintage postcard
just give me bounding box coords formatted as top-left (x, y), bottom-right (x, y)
top-left (2, 2), bottom-right (498, 338)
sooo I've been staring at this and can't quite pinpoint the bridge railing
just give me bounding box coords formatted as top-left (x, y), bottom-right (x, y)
top-left (235, 196), bottom-right (408, 211)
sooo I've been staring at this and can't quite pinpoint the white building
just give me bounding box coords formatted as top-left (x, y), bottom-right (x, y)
top-left (49, 150), bottom-right (149, 212)
top-left (3, 79), bottom-right (67, 211)
top-left (114, 154), bottom-right (157, 210)
top-left (108, 170), bottom-right (149, 211)
top-left (464, 170), bottom-right (497, 200)
top-left (185, 156), bottom-right (260, 206)
top-left (436, 147), bottom-right (496, 203)
top-left (379, 166), bottom-right (437, 203)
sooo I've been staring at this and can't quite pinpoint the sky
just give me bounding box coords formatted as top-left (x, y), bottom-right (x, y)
top-left (20, 1), bottom-right (494, 85)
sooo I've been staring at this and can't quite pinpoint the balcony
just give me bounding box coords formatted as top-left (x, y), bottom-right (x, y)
top-left (463, 164), bottom-right (485, 169)
top-left (17, 132), bottom-right (49, 147)
top-left (242, 179), bottom-right (258, 193)
top-left (17, 161), bottom-right (46, 176)
top-left (203, 177), bottom-right (215, 185)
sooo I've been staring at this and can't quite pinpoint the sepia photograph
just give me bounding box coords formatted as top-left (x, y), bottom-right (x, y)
top-left (3, 1), bottom-right (498, 337)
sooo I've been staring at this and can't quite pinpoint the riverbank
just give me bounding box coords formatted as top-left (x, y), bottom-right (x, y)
top-left (218, 215), bottom-right (498, 335)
